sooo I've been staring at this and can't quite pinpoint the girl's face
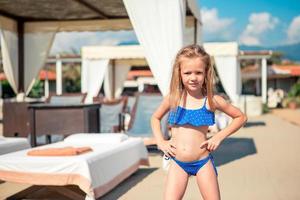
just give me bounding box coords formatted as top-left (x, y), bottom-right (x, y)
top-left (180, 57), bottom-right (205, 93)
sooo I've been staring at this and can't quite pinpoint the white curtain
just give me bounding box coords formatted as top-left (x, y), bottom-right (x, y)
top-left (0, 16), bottom-right (57, 97)
top-left (187, 0), bottom-right (202, 44)
top-left (0, 29), bottom-right (18, 93)
top-left (104, 63), bottom-right (131, 99)
top-left (123, 0), bottom-right (186, 96)
top-left (25, 32), bottom-right (56, 95)
top-left (81, 59), bottom-right (109, 103)
top-left (214, 56), bottom-right (242, 103)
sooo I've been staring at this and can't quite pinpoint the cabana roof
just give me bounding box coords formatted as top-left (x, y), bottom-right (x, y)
top-left (82, 45), bottom-right (145, 60)
top-left (0, 0), bottom-right (194, 22)
top-left (0, 0), bottom-right (202, 97)
top-left (82, 42), bottom-right (240, 60)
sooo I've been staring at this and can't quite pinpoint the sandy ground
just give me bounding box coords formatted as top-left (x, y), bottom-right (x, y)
top-left (1, 110), bottom-right (300, 200)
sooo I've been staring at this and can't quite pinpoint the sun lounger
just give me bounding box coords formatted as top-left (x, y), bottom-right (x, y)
top-left (93, 97), bottom-right (127, 133)
top-left (0, 137), bottom-right (31, 155)
top-left (0, 133), bottom-right (149, 200)
top-left (47, 93), bottom-right (87, 105)
top-left (126, 93), bottom-right (169, 145)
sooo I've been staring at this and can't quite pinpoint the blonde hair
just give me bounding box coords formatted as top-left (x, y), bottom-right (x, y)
top-left (169, 44), bottom-right (215, 110)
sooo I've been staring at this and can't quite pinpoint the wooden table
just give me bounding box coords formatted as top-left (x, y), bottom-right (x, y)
top-left (3, 101), bottom-right (42, 138)
top-left (28, 103), bottom-right (101, 147)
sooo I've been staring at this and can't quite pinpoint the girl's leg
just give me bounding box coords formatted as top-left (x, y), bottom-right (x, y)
top-left (164, 160), bottom-right (189, 200)
top-left (196, 160), bottom-right (220, 200)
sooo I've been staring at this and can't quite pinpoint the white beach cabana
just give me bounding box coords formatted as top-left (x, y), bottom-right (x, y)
top-left (81, 42), bottom-right (242, 104)
top-left (0, 0), bottom-right (202, 101)
top-left (203, 42), bottom-right (241, 103)
top-left (81, 45), bottom-right (145, 102)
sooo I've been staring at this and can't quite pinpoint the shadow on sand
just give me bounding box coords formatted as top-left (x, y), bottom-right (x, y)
top-left (244, 121), bottom-right (266, 128)
top-left (212, 137), bottom-right (257, 167)
top-left (99, 167), bottom-right (158, 200)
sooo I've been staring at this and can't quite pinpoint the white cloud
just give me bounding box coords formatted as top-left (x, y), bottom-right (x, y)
top-left (201, 7), bottom-right (234, 39)
top-left (239, 12), bottom-right (279, 45)
top-left (287, 15), bottom-right (300, 44)
top-left (50, 31), bottom-right (137, 54)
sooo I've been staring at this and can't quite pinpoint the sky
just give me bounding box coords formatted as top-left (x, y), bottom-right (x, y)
top-left (199, 0), bottom-right (300, 46)
top-left (50, 0), bottom-right (300, 54)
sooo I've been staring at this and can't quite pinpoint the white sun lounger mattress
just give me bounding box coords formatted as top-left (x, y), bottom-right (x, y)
top-left (0, 137), bottom-right (31, 155)
top-left (0, 134), bottom-right (149, 200)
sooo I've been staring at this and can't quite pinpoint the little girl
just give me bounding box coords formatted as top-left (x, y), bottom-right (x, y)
top-left (151, 44), bottom-right (247, 200)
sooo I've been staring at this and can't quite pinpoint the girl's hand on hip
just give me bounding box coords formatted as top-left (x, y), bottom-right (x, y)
top-left (158, 140), bottom-right (176, 157)
top-left (200, 136), bottom-right (222, 152)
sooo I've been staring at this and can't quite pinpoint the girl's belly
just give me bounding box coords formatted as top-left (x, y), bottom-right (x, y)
top-left (171, 125), bottom-right (210, 162)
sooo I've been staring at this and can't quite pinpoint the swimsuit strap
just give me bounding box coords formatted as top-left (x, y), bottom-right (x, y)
top-left (202, 96), bottom-right (207, 108)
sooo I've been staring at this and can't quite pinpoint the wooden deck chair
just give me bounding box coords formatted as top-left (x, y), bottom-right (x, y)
top-left (47, 93), bottom-right (87, 105)
top-left (94, 96), bottom-right (128, 133)
top-left (126, 93), bottom-right (170, 146)
top-left (37, 93), bottom-right (88, 144)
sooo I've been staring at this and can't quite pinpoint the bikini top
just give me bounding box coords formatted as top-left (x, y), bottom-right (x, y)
top-left (168, 97), bottom-right (215, 127)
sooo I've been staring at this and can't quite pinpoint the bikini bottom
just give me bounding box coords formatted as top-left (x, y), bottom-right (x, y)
top-left (171, 154), bottom-right (218, 176)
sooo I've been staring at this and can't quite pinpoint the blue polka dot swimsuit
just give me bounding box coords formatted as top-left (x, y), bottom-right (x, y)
top-left (167, 96), bottom-right (218, 176)
top-left (168, 96), bottom-right (215, 127)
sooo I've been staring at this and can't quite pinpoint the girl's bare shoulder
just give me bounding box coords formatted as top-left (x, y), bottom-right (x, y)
top-left (212, 94), bottom-right (244, 118)
top-left (212, 94), bottom-right (230, 109)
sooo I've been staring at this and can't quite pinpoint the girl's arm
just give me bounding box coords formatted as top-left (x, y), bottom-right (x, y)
top-left (200, 95), bottom-right (247, 151)
top-left (151, 95), bottom-right (176, 157)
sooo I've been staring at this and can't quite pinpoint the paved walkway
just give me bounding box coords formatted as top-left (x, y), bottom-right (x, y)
top-left (272, 108), bottom-right (300, 126)
top-left (1, 113), bottom-right (300, 200)
top-left (100, 113), bottom-right (300, 200)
